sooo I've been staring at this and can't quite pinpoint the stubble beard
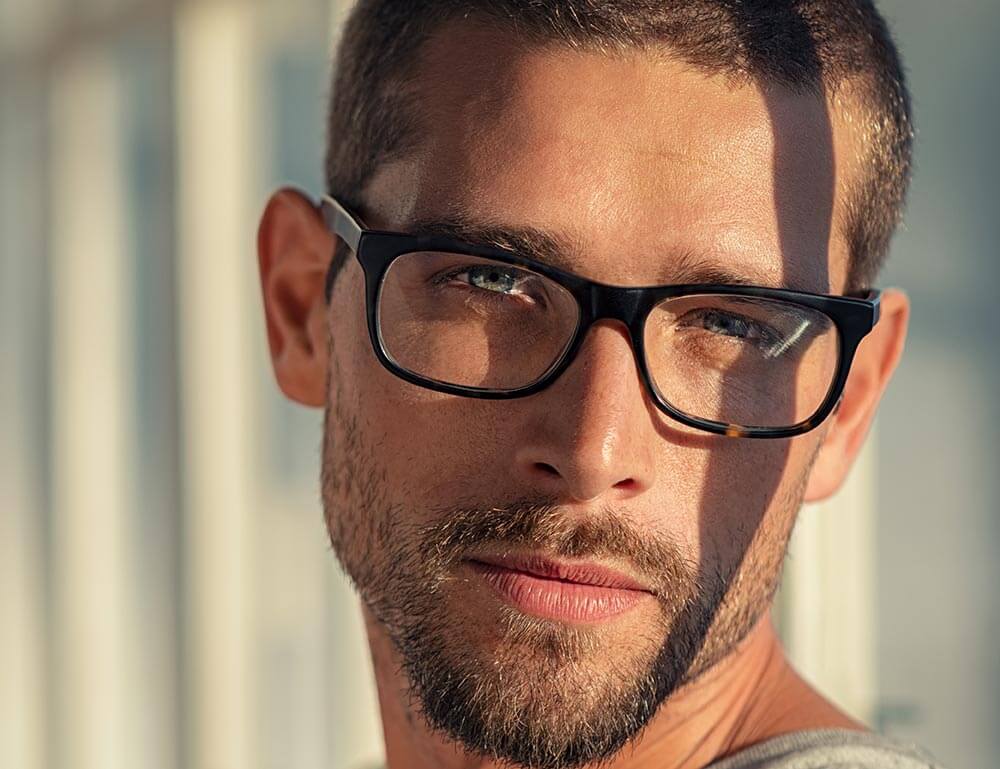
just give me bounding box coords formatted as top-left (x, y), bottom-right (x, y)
top-left (320, 376), bottom-right (805, 769)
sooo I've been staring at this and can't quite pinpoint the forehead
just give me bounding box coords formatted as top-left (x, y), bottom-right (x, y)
top-left (364, 21), bottom-right (859, 293)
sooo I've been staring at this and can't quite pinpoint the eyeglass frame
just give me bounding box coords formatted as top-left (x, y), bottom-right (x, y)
top-left (319, 193), bottom-right (881, 439)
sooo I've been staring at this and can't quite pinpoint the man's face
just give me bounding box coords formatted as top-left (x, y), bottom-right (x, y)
top-left (322, 25), bottom-right (852, 769)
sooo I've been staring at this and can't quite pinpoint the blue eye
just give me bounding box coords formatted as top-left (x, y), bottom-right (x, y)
top-left (434, 264), bottom-right (523, 292)
top-left (465, 265), bottom-right (521, 294)
top-left (699, 310), bottom-right (765, 340)
top-left (433, 263), bottom-right (545, 307)
top-left (676, 308), bottom-right (783, 352)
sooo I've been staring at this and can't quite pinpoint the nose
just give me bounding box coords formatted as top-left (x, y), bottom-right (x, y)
top-left (512, 320), bottom-right (657, 503)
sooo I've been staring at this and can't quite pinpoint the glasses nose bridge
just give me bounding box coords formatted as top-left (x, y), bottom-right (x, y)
top-left (586, 283), bottom-right (647, 339)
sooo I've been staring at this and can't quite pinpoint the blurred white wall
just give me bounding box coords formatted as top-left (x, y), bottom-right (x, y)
top-left (0, 2), bottom-right (994, 769)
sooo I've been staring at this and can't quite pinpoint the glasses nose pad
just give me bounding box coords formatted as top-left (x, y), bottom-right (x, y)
top-left (582, 309), bottom-right (649, 412)
top-left (589, 282), bottom-right (645, 326)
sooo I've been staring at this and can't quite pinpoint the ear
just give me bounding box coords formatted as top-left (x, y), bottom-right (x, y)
top-left (257, 186), bottom-right (334, 407)
top-left (804, 288), bottom-right (909, 502)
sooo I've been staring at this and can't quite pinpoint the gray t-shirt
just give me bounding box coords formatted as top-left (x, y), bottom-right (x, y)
top-left (703, 728), bottom-right (943, 768)
top-left (362, 728), bottom-right (944, 769)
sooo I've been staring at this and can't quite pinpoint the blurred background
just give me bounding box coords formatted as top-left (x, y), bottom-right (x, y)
top-left (1, 1), bottom-right (997, 768)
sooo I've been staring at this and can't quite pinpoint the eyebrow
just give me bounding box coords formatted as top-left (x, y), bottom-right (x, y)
top-left (404, 215), bottom-right (798, 291)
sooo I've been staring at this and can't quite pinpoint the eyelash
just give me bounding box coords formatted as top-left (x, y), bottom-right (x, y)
top-left (678, 308), bottom-right (776, 340)
top-left (431, 264), bottom-right (536, 298)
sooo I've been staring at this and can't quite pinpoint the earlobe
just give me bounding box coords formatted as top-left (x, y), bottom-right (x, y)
top-left (804, 288), bottom-right (909, 502)
top-left (257, 186), bottom-right (333, 407)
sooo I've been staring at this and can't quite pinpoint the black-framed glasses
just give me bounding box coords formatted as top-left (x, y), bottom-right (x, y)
top-left (320, 194), bottom-right (880, 439)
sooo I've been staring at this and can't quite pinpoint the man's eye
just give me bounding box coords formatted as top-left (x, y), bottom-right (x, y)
top-left (678, 309), bottom-right (777, 344)
top-left (434, 264), bottom-right (539, 302)
top-left (680, 310), bottom-right (773, 339)
top-left (464, 265), bottom-right (522, 294)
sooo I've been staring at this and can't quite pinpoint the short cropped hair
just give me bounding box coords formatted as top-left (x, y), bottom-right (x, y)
top-left (324, 0), bottom-right (913, 292)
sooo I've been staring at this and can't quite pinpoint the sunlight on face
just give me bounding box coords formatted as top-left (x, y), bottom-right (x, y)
top-left (323, 21), bottom-right (854, 769)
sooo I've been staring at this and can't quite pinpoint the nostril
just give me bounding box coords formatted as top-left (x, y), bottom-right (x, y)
top-left (535, 462), bottom-right (560, 477)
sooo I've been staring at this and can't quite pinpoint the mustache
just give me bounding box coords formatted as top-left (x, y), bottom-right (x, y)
top-left (417, 497), bottom-right (699, 598)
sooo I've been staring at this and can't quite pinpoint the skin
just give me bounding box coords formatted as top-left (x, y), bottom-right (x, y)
top-left (257, 22), bottom-right (909, 769)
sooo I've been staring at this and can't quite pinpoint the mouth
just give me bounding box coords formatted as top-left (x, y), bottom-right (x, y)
top-left (463, 553), bottom-right (656, 624)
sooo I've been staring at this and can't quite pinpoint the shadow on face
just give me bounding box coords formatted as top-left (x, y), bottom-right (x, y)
top-left (677, 3), bottom-right (835, 687)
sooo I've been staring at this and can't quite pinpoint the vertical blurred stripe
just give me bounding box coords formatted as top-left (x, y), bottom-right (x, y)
top-left (778, 430), bottom-right (878, 724)
top-left (175, 3), bottom-right (258, 769)
top-left (0, 84), bottom-right (47, 769)
top-left (48, 49), bottom-right (134, 769)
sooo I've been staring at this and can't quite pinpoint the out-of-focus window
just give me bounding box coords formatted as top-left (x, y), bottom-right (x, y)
top-left (873, 3), bottom-right (1000, 765)
top-left (1, 2), bottom-right (995, 769)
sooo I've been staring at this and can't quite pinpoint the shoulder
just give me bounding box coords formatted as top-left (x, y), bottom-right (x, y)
top-left (704, 728), bottom-right (946, 769)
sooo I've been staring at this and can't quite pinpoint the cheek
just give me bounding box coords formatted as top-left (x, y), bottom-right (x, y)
top-left (331, 264), bottom-right (519, 505)
top-left (375, 394), bottom-right (523, 508)
top-left (656, 435), bottom-right (817, 569)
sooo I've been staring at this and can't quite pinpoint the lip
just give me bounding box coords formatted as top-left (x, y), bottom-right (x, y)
top-left (464, 553), bottom-right (655, 624)
top-left (469, 553), bottom-right (654, 592)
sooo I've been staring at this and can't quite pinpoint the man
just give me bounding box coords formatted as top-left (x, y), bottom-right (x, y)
top-left (257, 1), bottom-right (943, 768)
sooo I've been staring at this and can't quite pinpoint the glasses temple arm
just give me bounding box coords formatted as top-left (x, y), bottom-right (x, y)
top-left (867, 289), bottom-right (882, 325)
top-left (320, 194), bottom-right (363, 253)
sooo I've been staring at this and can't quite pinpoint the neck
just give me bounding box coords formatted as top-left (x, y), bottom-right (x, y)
top-left (363, 608), bottom-right (851, 769)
